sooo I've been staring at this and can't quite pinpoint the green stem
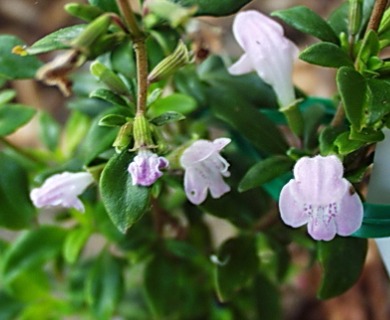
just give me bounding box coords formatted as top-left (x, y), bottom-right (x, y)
top-left (281, 102), bottom-right (304, 138)
top-left (0, 137), bottom-right (45, 165)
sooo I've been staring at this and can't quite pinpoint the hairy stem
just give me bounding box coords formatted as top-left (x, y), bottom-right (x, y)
top-left (116, 0), bottom-right (148, 115)
top-left (367, 0), bottom-right (388, 32)
top-left (134, 40), bottom-right (148, 115)
top-left (116, 0), bottom-right (143, 39)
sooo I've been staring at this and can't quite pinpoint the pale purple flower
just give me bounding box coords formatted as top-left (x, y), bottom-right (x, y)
top-left (228, 10), bottom-right (299, 108)
top-left (279, 155), bottom-right (363, 241)
top-left (180, 138), bottom-right (231, 205)
top-left (30, 172), bottom-right (94, 212)
top-left (128, 150), bottom-right (169, 186)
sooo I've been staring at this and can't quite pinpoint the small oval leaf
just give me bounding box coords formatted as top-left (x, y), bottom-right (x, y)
top-left (337, 67), bottom-right (367, 131)
top-left (317, 237), bottom-right (367, 299)
top-left (239, 156), bottom-right (294, 192)
top-left (100, 150), bottom-right (151, 233)
top-left (272, 6), bottom-right (339, 43)
top-left (300, 42), bottom-right (353, 68)
top-left (214, 236), bottom-right (259, 302)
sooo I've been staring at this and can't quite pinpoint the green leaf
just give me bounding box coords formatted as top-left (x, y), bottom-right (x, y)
top-left (85, 251), bottom-right (124, 320)
top-left (317, 237), bottom-right (367, 299)
top-left (144, 253), bottom-right (208, 319)
top-left (303, 103), bottom-right (326, 149)
top-left (209, 87), bottom-right (288, 155)
top-left (174, 68), bottom-right (208, 107)
top-left (0, 104), bottom-right (36, 137)
top-left (150, 111), bottom-right (185, 126)
top-left (0, 152), bottom-right (36, 229)
top-left (1, 226), bottom-right (67, 286)
top-left (337, 67), bottom-right (367, 131)
top-left (214, 236), bottom-right (259, 302)
top-left (89, 88), bottom-right (130, 107)
top-left (0, 35), bottom-right (43, 79)
top-left (202, 187), bottom-right (270, 229)
top-left (328, 0), bottom-right (374, 36)
top-left (62, 110), bottom-right (91, 157)
top-left (300, 42), bottom-right (353, 68)
top-left (356, 30), bottom-right (380, 71)
top-left (199, 55), bottom-right (277, 109)
top-left (253, 274), bottom-right (282, 320)
top-left (0, 292), bottom-right (24, 319)
top-left (366, 79), bottom-right (390, 125)
top-left (26, 25), bottom-right (86, 55)
top-left (272, 6), bottom-right (339, 43)
top-left (89, 0), bottom-right (120, 14)
top-left (349, 127), bottom-right (384, 143)
top-left (38, 111), bottom-right (61, 152)
top-left (334, 131), bottom-right (368, 155)
top-left (149, 93), bottom-right (197, 116)
top-left (7, 267), bottom-right (51, 302)
top-left (319, 126), bottom-right (345, 155)
top-left (100, 151), bottom-right (151, 233)
top-left (81, 107), bottom-right (132, 164)
top-left (0, 89), bottom-right (16, 105)
top-left (63, 227), bottom-right (91, 264)
top-left (168, 0), bottom-right (251, 16)
top-left (239, 156), bottom-right (294, 192)
top-left (98, 114), bottom-right (127, 127)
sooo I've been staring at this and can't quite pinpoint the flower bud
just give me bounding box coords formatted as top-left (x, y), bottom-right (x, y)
top-left (71, 14), bottom-right (112, 54)
top-left (90, 61), bottom-right (129, 95)
top-left (148, 40), bottom-right (191, 83)
top-left (348, 0), bottom-right (362, 37)
top-left (65, 3), bottom-right (103, 22)
top-left (132, 114), bottom-right (155, 150)
top-left (113, 122), bottom-right (133, 153)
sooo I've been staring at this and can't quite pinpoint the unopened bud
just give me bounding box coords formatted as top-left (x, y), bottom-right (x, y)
top-left (71, 14), bottom-right (111, 54)
top-left (148, 40), bottom-right (191, 83)
top-left (90, 61), bottom-right (129, 95)
top-left (65, 3), bottom-right (103, 22)
top-left (378, 8), bottom-right (390, 36)
top-left (113, 122), bottom-right (133, 152)
top-left (348, 0), bottom-right (362, 36)
top-left (132, 114), bottom-right (155, 150)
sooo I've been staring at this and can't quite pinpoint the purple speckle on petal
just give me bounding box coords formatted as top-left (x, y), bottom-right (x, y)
top-left (279, 155), bottom-right (363, 241)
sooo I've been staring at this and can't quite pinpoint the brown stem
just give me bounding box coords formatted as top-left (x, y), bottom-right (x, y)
top-left (116, 0), bottom-right (148, 115)
top-left (116, 0), bottom-right (143, 40)
top-left (330, 101), bottom-right (346, 128)
top-left (367, 0), bottom-right (388, 32)
top-left (134, 39), bottom-right (148, 115)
